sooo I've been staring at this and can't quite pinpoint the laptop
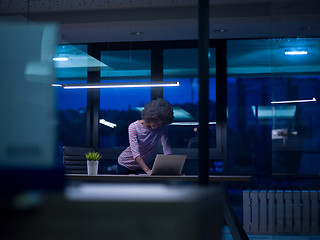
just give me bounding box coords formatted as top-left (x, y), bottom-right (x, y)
top-left (150, 154), bottom-right (186, 175)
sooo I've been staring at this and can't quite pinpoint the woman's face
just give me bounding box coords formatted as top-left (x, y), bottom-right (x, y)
top-left (149, 120), bottom-right (163, 130)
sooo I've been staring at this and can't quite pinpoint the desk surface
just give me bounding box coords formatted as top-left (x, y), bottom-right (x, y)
top-left (65, 174), bottom-right (252, 182)
top-left (65, 173), bottom-right (251, 240)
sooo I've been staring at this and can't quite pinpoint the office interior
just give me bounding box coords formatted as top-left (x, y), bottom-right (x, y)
top-left (1, 0), bottom-right (320, 239)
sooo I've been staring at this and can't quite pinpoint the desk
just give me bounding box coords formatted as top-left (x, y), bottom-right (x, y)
top-left (2, 184), bottom-right (224, 240)
top-left (65, 174), bottom-right (252, 183)
top-left (65, 174), bottom-right (251, 240)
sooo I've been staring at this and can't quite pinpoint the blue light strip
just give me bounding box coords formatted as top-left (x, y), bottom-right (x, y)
top-left (57, 81), bottom-right (180, 89)
top-left (271, 98), bottom-right (316, 104)
top-left (170, 122), bottom-right (216, 126)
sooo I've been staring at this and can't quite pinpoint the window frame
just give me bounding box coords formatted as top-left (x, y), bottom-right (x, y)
top-left (83, 40), bottom-right (227, 163)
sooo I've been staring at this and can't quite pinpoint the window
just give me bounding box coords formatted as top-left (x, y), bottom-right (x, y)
top-left (53, 41), bottom-right (223, 175)
top-left (227, 38), bottom-right (320, 176)
top-left (163, 47), bottom-right (220, 174)
top-left (54, 45), bottom-right (88, 151)
top-left (163, 48), bottom-right (217, 150)
top-left (99, 49), bottom-right (151, 148)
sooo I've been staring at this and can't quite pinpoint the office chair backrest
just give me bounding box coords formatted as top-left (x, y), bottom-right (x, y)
top-left (63, 146), bottom-right (95, 174)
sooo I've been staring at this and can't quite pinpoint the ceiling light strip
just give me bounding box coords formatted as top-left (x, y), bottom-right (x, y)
top-left (99, 119), bottom-right (117, 128)
top-left (284, 50), bottom-right (308, 55)
top-left (60, 81), bottom-right (179, 89)
top-left (271, 98), bottom-right (316, 104)
top-left (53, 57), bottom-right (69, 61)
top-left (170, 122), bottom-right (216, 126)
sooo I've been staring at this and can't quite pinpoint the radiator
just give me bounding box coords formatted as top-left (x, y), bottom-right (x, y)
top-left (243, 190), bottom-right (319, 234)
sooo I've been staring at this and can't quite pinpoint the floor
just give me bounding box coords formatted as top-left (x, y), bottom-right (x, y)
top-left (222, 227), bottom-right (320, 240)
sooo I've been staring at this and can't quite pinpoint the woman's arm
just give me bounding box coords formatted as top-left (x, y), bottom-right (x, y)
top-left (161, 127), bottom-right (172, 155)
top-left (135, 156), bottom-right (151, 175)
top-left (129, 123), bottom-right (151, 174)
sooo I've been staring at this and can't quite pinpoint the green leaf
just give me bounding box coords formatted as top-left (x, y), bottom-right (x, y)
top-left (85, 151), bottom-right (102, 161)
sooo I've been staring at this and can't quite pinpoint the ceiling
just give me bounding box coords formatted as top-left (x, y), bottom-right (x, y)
top-left (0, 0), bottom-right (319, 44)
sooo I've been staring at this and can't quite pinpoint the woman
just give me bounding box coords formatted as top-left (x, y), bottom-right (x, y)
top-left (118, 98), bottom-right (174, 175)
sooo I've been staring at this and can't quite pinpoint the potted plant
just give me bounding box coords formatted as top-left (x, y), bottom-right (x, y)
top-left (85, 151), bottom-right (102, 176)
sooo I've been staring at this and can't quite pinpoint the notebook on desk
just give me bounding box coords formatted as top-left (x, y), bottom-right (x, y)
top-left (150, 154), bottom-right (186, 175)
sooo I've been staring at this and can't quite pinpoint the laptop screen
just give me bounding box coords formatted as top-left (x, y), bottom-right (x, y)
top-left (151, 155), bottom-right (186, 175)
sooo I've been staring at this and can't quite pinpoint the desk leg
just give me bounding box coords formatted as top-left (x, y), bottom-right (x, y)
top-left (223, 193), bottom-right (249, 240)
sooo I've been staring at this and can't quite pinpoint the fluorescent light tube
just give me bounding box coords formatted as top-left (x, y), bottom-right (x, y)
top-left (61, 81), bottom-right (180, 89)
top-left (284, 50), bottom-right (308, 55)
top-left (99, 119), bottom-right (117, 128)
top-left (53, 57), bottom-right (69, 61)
top-left (170, 122), bottom-right (216, 126)
top-left (271, 98), bottom-right (316, 104)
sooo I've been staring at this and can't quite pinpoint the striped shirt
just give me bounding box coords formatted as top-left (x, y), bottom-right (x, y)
top-left (118, 120), bottom-right (172, 170)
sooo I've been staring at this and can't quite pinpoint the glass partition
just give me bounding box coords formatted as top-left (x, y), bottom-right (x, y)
top-left (0, 21), bottom-right (64, 192)
top-left (99, 50), bottom-right (151, 148)
top-left (163, 47), bottom-right (218, 174)
top-left (163, 48), bottom-right (217, 149)
top-left (227, 38), bottom-right (320, 177)
top-left (54, 45), bottom-right (88, 151)
top-left (0, 22), bottom-right (58, 169)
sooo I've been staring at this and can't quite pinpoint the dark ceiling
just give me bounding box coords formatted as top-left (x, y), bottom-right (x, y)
top-left (0, 0), bottom-right (319, 43)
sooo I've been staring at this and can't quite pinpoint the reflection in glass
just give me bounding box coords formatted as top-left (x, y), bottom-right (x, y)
top-left (99, 50), bottom-right (151, 148)
top-left (54, 80), bottom-right (87, 149)
top-left (163, 48), bottom-right (217, 149)
top-left (54, 44), bottom-right (88, 150)
top-left (0, 22), bottom-right (57, 168)
top-left (101, 50), bottom-right (151, 79)
top-left (227, 38), bottom-right (320, 176)
top-left (54, 45), bottom-right (91, 78)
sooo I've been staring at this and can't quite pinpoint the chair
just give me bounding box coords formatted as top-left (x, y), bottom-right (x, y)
top-left (63, 146), bottom-right (95, 174)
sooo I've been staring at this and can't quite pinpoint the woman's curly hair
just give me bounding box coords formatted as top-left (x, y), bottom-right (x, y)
top-left (141, 98), bottom-right (174, 124)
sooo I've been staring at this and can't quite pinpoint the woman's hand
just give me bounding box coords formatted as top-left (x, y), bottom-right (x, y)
top-left (135, 156), bottom-right (151, 175)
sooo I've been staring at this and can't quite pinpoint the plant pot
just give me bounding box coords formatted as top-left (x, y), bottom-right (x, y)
top-left (87, 160), bottom-right (99, 175)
